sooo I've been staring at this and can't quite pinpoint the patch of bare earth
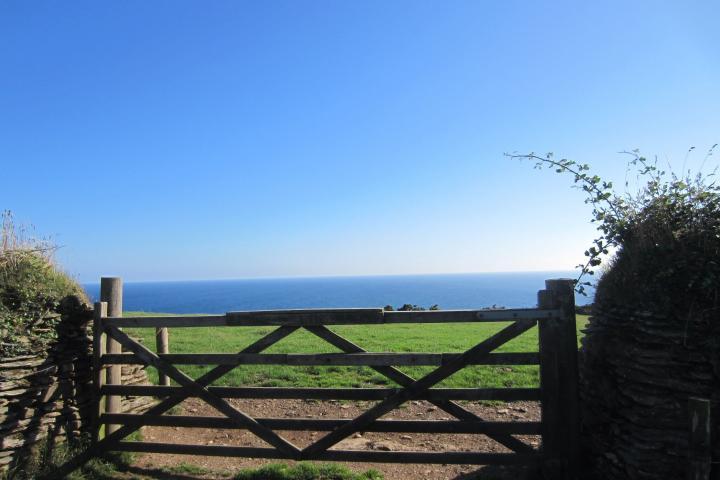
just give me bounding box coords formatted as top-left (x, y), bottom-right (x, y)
top-left (129, 399), bottom-right (541, 480)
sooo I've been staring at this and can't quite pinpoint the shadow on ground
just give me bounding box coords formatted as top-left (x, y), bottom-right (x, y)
top-left (120, 465), bottom-right (206, 480)
top-left (118, 464), bottom-right (537, 480)
top-left (453, 465), bottom-right (537, 480)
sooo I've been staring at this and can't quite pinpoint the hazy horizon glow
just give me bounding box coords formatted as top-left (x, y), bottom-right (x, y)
top-left (80, 269), bottom-right (580, 285)
top-left (2, 1), bottom-right (718, 283)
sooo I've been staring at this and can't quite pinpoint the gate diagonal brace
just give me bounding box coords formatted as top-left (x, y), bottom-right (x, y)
top-left (304, 325), bottom-right (535, 454)
top-left (104, 325), bottom-right (301, 457)
top-left (302, 319), bottom-right (537, 458)
top-left (42, 325), bottom-right (299, 480)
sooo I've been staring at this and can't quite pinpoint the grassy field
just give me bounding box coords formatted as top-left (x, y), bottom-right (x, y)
top-left (124, 314), bottom-right (588, 389)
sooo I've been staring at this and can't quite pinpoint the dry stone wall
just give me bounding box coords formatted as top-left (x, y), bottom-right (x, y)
top-left (580, 303), bottom-right (720, 479)
top-left (0, 300), bottom-right (154, 471)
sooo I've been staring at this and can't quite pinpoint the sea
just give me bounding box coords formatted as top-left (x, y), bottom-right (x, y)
top-left (82, 271), bottom-right (594, 314)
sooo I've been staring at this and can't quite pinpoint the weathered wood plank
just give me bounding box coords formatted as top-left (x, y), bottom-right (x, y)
top-left (538, 288), bottom-right (561, 471)
top-left (92, 302), bottom-right (107, 444)
top-left (101, 352), bottom-right (540, 366)
top-left (113, 442), bottom-right (285, 458)
top-left (538, 279), bottom-right (580, 480)
top-left (101, 385), bottom-right (542, 401)
top-left (303, 319), bottom-right (537, 456)
top-left (547, 279), bottom-right (580, 479)
top-left (101, 277), bottom-right (122, 436)
top-left (155, 327), bottom-right (170, 386)
top-left (384, 309), bottom-right (559, 323)
top-left (103, 308), bottom-right (560, 327)
top-left (227, 308), bottom-right (385, 326)
top-left (104, 309), bottom-right (382, 328)
top-left (102, 414), bottom-right (542, 434)
top-left (112, 442), bottom-right (541, 465)
top-left (106, 315), bottom-right (225, 327)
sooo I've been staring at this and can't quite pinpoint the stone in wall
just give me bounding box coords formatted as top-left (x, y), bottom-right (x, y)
top-left (0, 299), bottom-right (155, 472)
top-left (579, 303), bottom-right (720, 479)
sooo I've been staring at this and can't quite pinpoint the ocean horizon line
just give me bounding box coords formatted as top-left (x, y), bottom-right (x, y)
top-left (82, 269), bottom-right (579, 286)
top-left (82, 270), bottom-right (592, 313)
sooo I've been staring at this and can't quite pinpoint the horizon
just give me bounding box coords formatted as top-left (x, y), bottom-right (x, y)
top-left (3, 1), bottom-right (718, 283)
top-left (80, 269), bottom-right (593, 312)
top-left (80, 268), bottom-right (579, 285)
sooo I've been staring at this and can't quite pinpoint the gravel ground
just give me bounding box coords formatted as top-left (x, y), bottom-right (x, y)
top-left (128, 398), bottom-right (542, 480)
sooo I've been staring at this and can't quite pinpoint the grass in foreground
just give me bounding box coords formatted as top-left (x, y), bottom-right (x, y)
top-left (161, 462), bottom-right (216, 476)
top-left (233, 463), bottom-right (382, 480)
top-left (125, 313), bottom-right (588, 389)
top-left (0, 431), bottom-right (141, 480)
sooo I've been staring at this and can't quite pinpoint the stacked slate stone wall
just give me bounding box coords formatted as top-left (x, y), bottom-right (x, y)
top-left (580, 301), bottom-right (720, 479)
top-left (0, 298), bottom-right (153, 472)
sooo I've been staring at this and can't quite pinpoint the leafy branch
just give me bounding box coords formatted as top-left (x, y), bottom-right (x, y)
top-left (506, 152), bottom-right (624, 294)
top-left (506, 146), bottom-right (718, 296)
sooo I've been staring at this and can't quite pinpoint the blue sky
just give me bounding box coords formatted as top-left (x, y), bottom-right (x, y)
top-left (2, 1), bottom-right (718, 282)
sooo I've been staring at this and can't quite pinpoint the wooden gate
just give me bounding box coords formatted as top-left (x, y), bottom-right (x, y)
top-left (49, 278), bottom-right (580, 479)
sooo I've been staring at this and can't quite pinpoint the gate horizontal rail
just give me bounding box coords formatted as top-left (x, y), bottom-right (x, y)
top-left (112, 442), bottom-right (542, 465)
top-left (102, 413), bottom-right (542, 434)
top-left (45, 277), bottom-right (580, 480)
top-left (104, 307), bottom-right (562, 328)
top-left (102, 351), bottom-right (540, 366)
top-left (101, 385), bottom-right (542, 401)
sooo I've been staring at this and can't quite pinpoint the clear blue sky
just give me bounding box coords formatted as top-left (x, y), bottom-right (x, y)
top-left (2, 1), bottom-right (718, 282)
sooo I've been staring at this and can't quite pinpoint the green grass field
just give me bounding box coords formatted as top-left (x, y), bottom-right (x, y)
top-left (124, 314), bottom-right (588, 389)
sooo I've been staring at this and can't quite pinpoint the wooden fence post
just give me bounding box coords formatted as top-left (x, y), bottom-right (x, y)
top-left (688, 397), bottom-right (712, 480)
top-left (92, 302), bottom-right (107, 444)
top-left (101, 277), bottom-right (123, 435)
top-left (156, 327), bottom-right (170, 386)
top-left (538, 278), bottom-right (580, 479)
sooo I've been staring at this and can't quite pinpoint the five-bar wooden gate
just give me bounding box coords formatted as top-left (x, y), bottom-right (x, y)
top-left (50, 278), bottom-right (580, 479)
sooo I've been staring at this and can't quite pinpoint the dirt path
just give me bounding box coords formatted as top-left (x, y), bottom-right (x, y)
top-left (128, 399), bottom-right (541, 480)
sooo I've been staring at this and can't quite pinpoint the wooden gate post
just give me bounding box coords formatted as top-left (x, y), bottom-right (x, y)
top-left (538, 278), bottom-right (580, 479)
top-left (101, 277), bottom-right (123, 435)
top-left (156, 327), bottom-right (170, 386)
top-left (92, 301), bottom-right (107, 444)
